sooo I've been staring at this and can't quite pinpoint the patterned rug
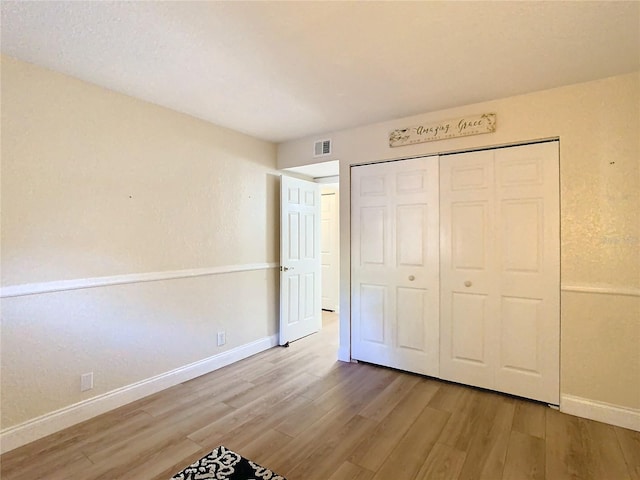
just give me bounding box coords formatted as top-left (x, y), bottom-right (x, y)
top-left (170, 445), bottom-right (286, 480)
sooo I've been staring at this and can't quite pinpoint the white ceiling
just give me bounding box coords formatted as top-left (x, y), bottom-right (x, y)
top-left (1, 1), bottom-right (639, 143)
top-left (284, 160), bottom-right (339, 180)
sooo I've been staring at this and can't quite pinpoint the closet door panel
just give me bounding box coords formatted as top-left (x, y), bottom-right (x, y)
top-left (494, 142), bottom-right (560, 404)
top-left (440, 150), bottom-right (497, 389)
top-left (351, 157), bottom-right (440, 376)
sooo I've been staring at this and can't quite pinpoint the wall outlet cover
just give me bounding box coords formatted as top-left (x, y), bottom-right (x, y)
top-left (80, 372), bottom-right (94, 392)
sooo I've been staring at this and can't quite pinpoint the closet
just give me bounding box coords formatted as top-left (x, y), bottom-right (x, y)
top-left (351, 141), bottom-right (559, 404)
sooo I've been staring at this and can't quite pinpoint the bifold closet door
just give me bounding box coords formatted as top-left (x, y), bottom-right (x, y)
top-left (439, 142), bottom-right (560, 404)
top-left (351, 157), bottom-right (440, 376)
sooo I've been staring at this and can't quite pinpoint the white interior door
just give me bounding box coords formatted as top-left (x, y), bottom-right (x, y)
top-left (439, 142), bottom-right (560, 404)
top-left (351, 156), bottom-right (440, 376)
top-left (321, 189), bottom-right (340, 312)
top-left (280, 176), bottom-right (322, 346)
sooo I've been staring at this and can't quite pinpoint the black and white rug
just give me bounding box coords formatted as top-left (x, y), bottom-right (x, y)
top-left (170, 445), bottom-right (286, 480)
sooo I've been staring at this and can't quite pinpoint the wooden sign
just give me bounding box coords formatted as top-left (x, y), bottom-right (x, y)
top-left (389, 113), bottom-right (496, 147)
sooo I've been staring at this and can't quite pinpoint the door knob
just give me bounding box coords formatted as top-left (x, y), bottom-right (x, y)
top-left (281, 266), bottom-right (294, 272)
top-left (464, 280), bottom-right (472, 287)
top-left (408, 275), bottom-right (415, 281)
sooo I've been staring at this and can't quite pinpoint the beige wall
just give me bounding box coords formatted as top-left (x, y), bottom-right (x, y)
top-left (1, 56), bottom-right (280, 428)
top-left (278, 72), bottom-right (640, 411)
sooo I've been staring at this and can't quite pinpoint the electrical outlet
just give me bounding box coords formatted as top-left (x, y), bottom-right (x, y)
top-left (217, 331), bottom-right (226, 346)
top-left (81, 372), bottom-right (94, 392)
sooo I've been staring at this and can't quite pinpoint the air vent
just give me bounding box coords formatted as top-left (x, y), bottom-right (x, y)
top-left (313, 139), bottom-right (332, 157)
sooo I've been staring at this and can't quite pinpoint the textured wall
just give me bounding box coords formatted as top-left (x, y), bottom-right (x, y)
top-left (1, 56), bottom-right (280, 428)
top-left (1, 56), bottom-right (278, 286)
top-left (279, 71), bottom-right (640, 410)
top-left (0, 270), bottom-right (278, 428)
top-left (562, 293), bottom-right (640, 407)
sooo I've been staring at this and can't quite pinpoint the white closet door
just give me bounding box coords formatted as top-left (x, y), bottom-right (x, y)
top-left (440, 142), bottom-right (559, 404)
top-left (494, 142), bottom-right (559, 403)
top-left (439, 149), bottom-right (498, 389)
top-left (351, 157), bottom-right (440, 376)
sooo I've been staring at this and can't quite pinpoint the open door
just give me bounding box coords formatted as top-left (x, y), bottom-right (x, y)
top-left (321, 188), bottom-right (340, 312)
top-left (279, 175), bottom-right (322, 346)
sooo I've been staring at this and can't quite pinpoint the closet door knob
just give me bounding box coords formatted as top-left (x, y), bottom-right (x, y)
top-left (408, 275), bottom-right (415, 281)
top-left (464, 280), bottom-right (472, 287)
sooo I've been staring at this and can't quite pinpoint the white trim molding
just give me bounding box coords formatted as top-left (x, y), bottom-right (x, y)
top-left (561, 394), bottom-right (640, 432)
top-left (0, 262), bottom-right (279, 299)
top-left (0, 334), bottom-right (279, 454)
top-left (315, 175), bottom-right (340, 184)
top-left (561, 284), bottom-right (640, 297)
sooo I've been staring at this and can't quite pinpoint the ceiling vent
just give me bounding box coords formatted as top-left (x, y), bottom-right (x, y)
top-left (313, 138), bottom-right (332, 157)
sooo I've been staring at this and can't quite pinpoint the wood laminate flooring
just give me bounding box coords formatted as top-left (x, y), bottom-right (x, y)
top-left (2, 313), bottom-right (638, 480)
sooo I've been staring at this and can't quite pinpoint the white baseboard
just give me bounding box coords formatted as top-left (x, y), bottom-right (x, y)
top-left (0, 334), bottom-right (279, 454)
top-left (561, 394), bottom-right (640, 431)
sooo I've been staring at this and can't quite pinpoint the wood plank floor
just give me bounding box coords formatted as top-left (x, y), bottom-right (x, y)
top-left (2, 312), bottom-right (638, 480)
